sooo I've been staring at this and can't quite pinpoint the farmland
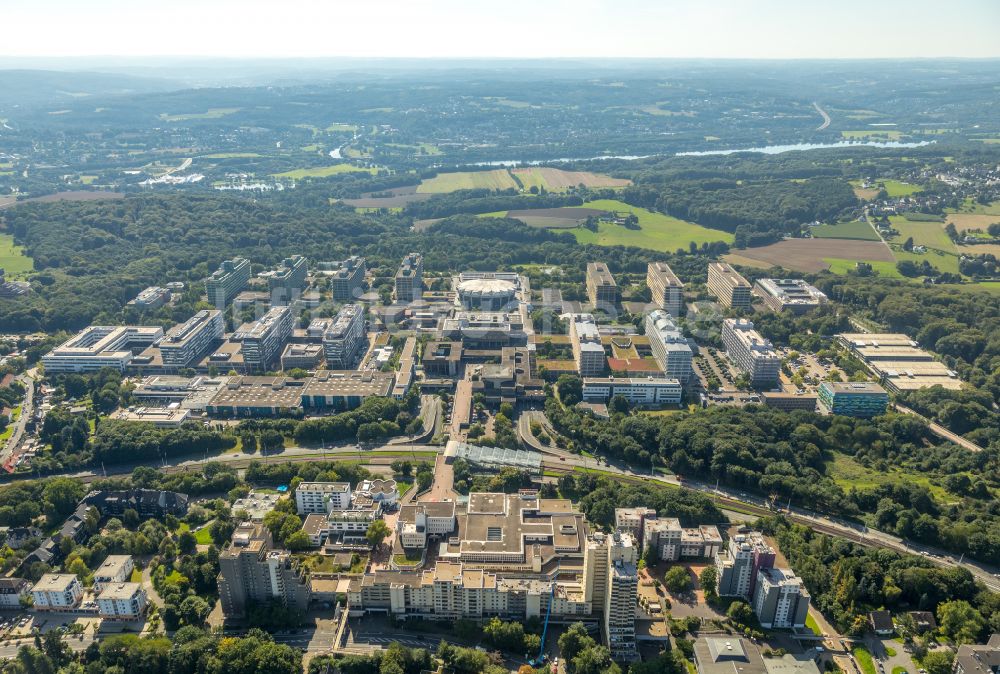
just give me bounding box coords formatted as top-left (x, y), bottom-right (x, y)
top-left (0, 233), bottom-right (34, 277)
top-left (159, 107), bottom-right (241, 122)
top-left (567, 199), bottom-right (733, 250)
top-left (723, 238), bottom-right (894, 273)
top-left (879, 179), bottom-right (923, 197)
top-left (945, 213), bottom-right (1000, 233)
top-left (887, 215), bottom-right (956, 252)
top-left (273, 164), bottom-right (378, 180)
top-left (848, 180), bottom-right (880, 200)
top-left (810, 220), bottom-right (880, 241)
top-left (415, 167), bottom-right (630, 194)
top-left (488, 207), bottom-right (610, 229)
top-left (841, 129), bottom-right (904, 140)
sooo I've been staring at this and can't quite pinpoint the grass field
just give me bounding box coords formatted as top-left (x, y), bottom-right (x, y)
top-left (889, 215), bottom-right (956, 251)
top-left (823, 258), bottom-right (903, 278)
top-left (724, 238), bottom-right (893, 273)
top-left (201, 152), bottom-right (262, 159)
top-left (160, 107), bottom-right (240, 122)
top-left (853, 646), bottom-right (877, 674)
top-left (828, 453), bottom-right (955, 502)
top-left (417, 169), bottom-right (519, 193)
top-left (849, 180), bottom-right (881, 200)
top-left (880, 180), bottom-right (923, 197)
top-left (568, 199), bottom-right (733, 250)
top-left (945, 212), bottom-right (1000, 233)
top-left (951, 198), bottom-right (1000, 215)
top-left (805, 613), bottom-right (823, 636)
top-left (273, 164), bottom-right (377, 180)
top-left (811, 220), bottom-right (880, 241)
top-left (0, 234), bottom-right (33, 277)
top-left (842, 130), bottom-right (904, 140)
top-left (194, 526), bottom-right (213, 545)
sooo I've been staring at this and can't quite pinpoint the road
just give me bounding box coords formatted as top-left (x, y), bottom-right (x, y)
top-left (893, 402), bottom-right (984, 452)
top-left (813, 101), bottom-right (831, 130)
top-left (1, 374), bottom-right (34, 467)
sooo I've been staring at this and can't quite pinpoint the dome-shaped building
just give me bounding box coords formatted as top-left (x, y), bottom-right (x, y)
top-left (456, 277), bottom-right (518, 311)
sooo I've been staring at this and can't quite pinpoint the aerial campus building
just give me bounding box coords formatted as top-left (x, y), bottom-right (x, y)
top-left (261, 255), bottom-right (308, 305)
top-left (158, 309), bottom-right (224, 368)
top-left (646, 262), bottom-right (684, 318)
top-left (721, 319), bottom-right (780, 388)
top-left (586, 262), bottom-right (619, 309)
top-left (42, 326), bottom-right (164, 373)
top-left (817, 381), bottom-right (889, 417)
top-left (206, 257), bottom-right (252, 308)
top-left (323, 255), bottom-right (366, 302)
top-left (322, 303), bottom-right (366, 369)
top-left (233, 305), bottom-right (293, 371)
top-left (644, 310), bottom-right (693, 384)
top-left (395, 252), bottom-right (423, 303)
top-left (707, 262), bottom-right (752, 309)
top-left (837, 333), bottom-right (962, 392)
top-left (127, 286), bottom-right (171, 310)
top-left (570, 313), bottom-right (606, 377)
top-left (455, 272), bottom-right (519, 312)
top-left (753, 278), bottom-right (827, 314)
top-left (205, 371), bottom-right (394, 416)
top-left (581, 376), bottom-right (682, 406)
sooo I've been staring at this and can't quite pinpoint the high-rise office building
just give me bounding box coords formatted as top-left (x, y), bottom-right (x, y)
top-left (328, 255), bottom-right (366, 302)
top-left (159, 310), bottom-right (224, 368)
top-left (721, 319), bottom-right (780, 388)
top-left (206, 257), bottom-right (252, 308)
top-left (647, 262), bottom-right (684, 317)
top-left (570, 314), bottom-right (606, 377)
top-left (707, 262), bottom-right (752, 309)
top-left (586, 262), bottom-right (619, 309)
top-left (716, 531), bottom-right (776, 599)
top-left (817, 381), bottom-right (889, 417)
top-left (322, 303), bottom-right (366, 369)
top-left (395, 253), bottom-right (423, 303)
top-left (604, 531), bottom-right (639, 661)
top-left (265, 255), bottom-right (308, 305)
top-left (644, 310), bottom-right (693, 384)
top-left (236, 306), bottom-right (294, 372)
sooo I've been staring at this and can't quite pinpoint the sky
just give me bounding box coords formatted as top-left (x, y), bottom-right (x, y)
top-left (3, 0), bottom-right (999, 59)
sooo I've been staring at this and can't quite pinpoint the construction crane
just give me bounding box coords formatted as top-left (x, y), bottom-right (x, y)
top-left (529, 563), bottom-right (559, 667)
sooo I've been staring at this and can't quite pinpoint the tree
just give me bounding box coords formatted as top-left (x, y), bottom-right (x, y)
top-left (209, 518), bottom-right (236, 546)
top-left (937, 600), bottom-right (985, 644)
top-left (42, 478), bottom-right (83, 524)
top-left (416, 470), bottom-right (433, 492)
top-left (921, 651), bottom-right (954, 674)
top-left (390, 460), bottom-right (413, 478)
top-left (573, 645), bottom-right (620, 674)
top-left (177, 595), bottom-right (211, 627)
top-left (609, 395), bottom-right (630, 415)
top-left (558, 622), bottom-right (595, 663)
top-left (699, 566), bottom-right (718, 600)
top-left (664, 566), bottom-right (692, 594)
top-left (285, 530), bottom-right (311, 551)
top-left (366, 519), bottom-right (391, 549)
top-left (177, 531), bottom-right (197, 555)
top-left (556, 375), bottom-right (583, 406)
top-left (727, 601), bottom-right (754, 625)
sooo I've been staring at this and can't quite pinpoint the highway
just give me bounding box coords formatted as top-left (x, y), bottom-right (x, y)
top-left (813, 101), bottom-right (831, 130)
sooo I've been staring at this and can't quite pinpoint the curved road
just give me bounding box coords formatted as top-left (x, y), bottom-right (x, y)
top-left (813, 101), bottom-right (831, 130)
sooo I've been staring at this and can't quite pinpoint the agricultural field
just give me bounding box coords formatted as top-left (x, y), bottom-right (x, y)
top-left (511, 167), bottom-right (630, 192)
top-left (0, 233), bottom-right (34, 277)
top-left (417, 169), bottom-right (519, 193)
top-left (490, 207), bottom-right (610, 228)
top-left (200, 152), bottom-right (263, 159)
top-left (848, 180), bottom-right (880, 200)
top-left (810, 220), bottom-right (880, 241)
top-left (342, 185), bottom-right (432, 209)
top-left (945, 212), bottom-right (1000, 233)
top-left (273, 164), bottom-right (378, 180)
top-left (841, 129), bottom-right (904, 140)
top-left (823, 258), bottom-right (903, 278)
top-left (879, 179), bottom-right (922, 197)
top-left (887, 215), bottom-right (956, 252)
top-left (159, 107), bottom-right (240, 122)
top-left (723, 238), bottom-right (894, 273)
top-left (569, 199), bottom-right (733, 250)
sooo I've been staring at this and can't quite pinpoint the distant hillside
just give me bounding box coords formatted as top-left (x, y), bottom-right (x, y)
top-left (0, 69), bottom-right (179, 111)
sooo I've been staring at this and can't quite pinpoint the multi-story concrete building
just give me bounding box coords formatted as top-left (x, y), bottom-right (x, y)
top-left (604, 531), bottom-right (639, 661)
top-left (754, 278), bottom-right (827, 314)
top-left (395, 253), bottom-right (423, 303)
top-left (644, 310), bottom-right (693, 384)
top-left (716, 531), bottom-right (776, 599)
top-left (97, 582), bottom-right (148, 620)
top-left (206, 257), bottom-right (252, 308)
top-left (752, 567), bottom-right (810, 628)
top-left (236, 305), bottom-right (294, 372)
top-left (953, 634), bottom-right (1000, 674)
top-left (456, 272), bottom-right (519, 312)
top-left (440, 312), bottom-right (528, 349)
top-left (322, 303), bottom-right (366, 369)
top-left (582, 376), bottom-right (682, 406)
top-left (837, 333), bottom-right (962, 393)
top-left (93, 555), bottom-right (134, 592)
top-left (721, 319), bottom-right (780, 388)
top-left (397, 502), bottom-right (458, 549)
top-left (280, 343), bottom-right (324, 370)
top-left (42, 326), bottom-right (164, 373)
top-left (586, 262), bottom-right (619, 309)
top-left (218, 523), bottom-right (309, 618)
top-left (818, 381), bottom-right (889, 417)
top-left (422, 341), bottom-right (462, 376)
top-left (295, 482), bottom-right (352, 515)
top-left (302, 506), bottom-right (379, 547)
top-left (570, 314), bottom-right (606, 377)
top-left (31, 574), bottom-right (83, 611)
top-left (707, 262), bottom-right (752, 309)
top-left (326, 255), bottom-right (367, 302)
top-left (614, 507), bottom-right (657, 544)
top-left (128, 286), bottom-right (171, 310)
top-left (262, 255), bottom-right (308, 305)
top-left (643, 520), bottom-right (723, 562)
top-left (647, 262), bottom-right (684, 317)
top-left (159, 310), bottom-right (224, 369)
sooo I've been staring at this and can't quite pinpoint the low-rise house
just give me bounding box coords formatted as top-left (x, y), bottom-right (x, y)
top-left (0, 578), bottom-right (30, 608)
top-left (869, 610), bottom-right (894, 636)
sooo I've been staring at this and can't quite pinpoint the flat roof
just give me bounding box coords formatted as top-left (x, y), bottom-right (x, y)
top-left (98, 582), bottom-right (143, 600)
top-left (586, 262), bottom-right (616, 286)
top-left (33, 573), bottom-right (78, 592)
top-left (821, 382), bottom-right (887, 394)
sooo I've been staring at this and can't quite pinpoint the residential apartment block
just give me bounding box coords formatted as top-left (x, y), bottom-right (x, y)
top-left (818, 381), bottom-right (889, 417)
top-left (236, 305), bottom-right (293, 371)
top-left (716, 531), bottom-right (776, 599)
top-left (159, 309), bottom-right (224, 369)
top-left (754, 278), bottom-right (827, 314)
top-left (644, 310), bottom-right (693, 384)
top-left (97, 582), bottom-right (148, 620)
top-left (395, 252), bottom-right (423, 303)
top-left (646, 262), bottom-right (684, 317)
top-left (570, 313), bottom-right (606, 377)
top-left (218, 523), bottom-right (309, 618)
top-left (582, 376), bottom-right (682, 406)
top-left (295, 482), bottom-right (352, 515)
top-left (721, 319), bottom-right (780, 388)
top-left (326, 255), bottom-right (366, 301)
top-left (93, 555), bottom-right (134, 592)
top-left (206, 257), bottom-right (252, 308)
top-left (752, 567), bottom-right (810, 628)
top-left (322, 303), bottom-right (366, 369)
top-left (586, 262), bottom-right (619, 309)
top-left (31, 574), bottom-right (83, 611)
top-left (0, 578), bottom-right (30, 609)
top-left (604, 531), bottom-right (639, 661)
top-left (643, 519), bottom-right (724, 562)
top-left (707, 262), bottom-right (752, 309)
top-left (614, 507), bottom-right (657, 544)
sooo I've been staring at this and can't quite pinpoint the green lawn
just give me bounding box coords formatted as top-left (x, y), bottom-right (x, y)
top-left (568, 199), bottom-right (733, 250)
top-left (951, 198), bottom-right (1000, 215)
top-left (130, 568), bottom-right (143, 583)
top-left (0, 234), bottom-right (34, 277)
top-left (828, 452), bottom-right (956, 502)
top-left (160, 107), bottom-right (240, 122)
top-left (823, 258), bottom-right (904, 279)
top-left (805, 612), bottom-right (823, 636)
top-left (417, 169), bottom-right (519, 193)
top-left (887, 215), bottom-right (960, 273)
top-left (273, 164), bottom-right (378, 179)
top-left (853, 646), bottom-right (877, 674)
top-left (194, 526), bottom-right (214, 545)
top-left (201, 152), bottom-right (263, 159)
top-left (880, 180), bottom-right (923, 197)
top-left (892, 667), bottom-right (908, 674)
top-left (812, 220), bottom-right (880, 241)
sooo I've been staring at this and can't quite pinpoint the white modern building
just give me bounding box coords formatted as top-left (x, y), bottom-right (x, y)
top-left (93, 555), bottom-right (135, 592)
top-left (42, 326), bottom-right (163, 373)
top-left (159, 310), bottom-right (224, 368)
top-left (646, 262), bottom-right (684, 318)
top-left (97, 582), bottom-right (148, 620)
top-left (31, 574), bottom-right (83, 611)
top-left (295, 482), bottom-right (352, 515)
top-left (604, 531), bottom-right (639, 661)
top-left (582, 376), bottom-right (682, 405)
top-left (323, 303), bottom-right (366, 369)
top-left (206, 257), bottom-right (252, 308)
top-left (644, 310), bottom-right (693, 384)
top-left (752, 567), bottom-right (810, 628)
top-left (570, 314), bottom-right (606, 377)
top-left (397, 502), bottom-right (458, 549)
top-left (721, 319), bottom-right (781, 388)
top-left (0, 578), bottom-right (30, 608)
top-left (236, 305), bottom-right (294, 371)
